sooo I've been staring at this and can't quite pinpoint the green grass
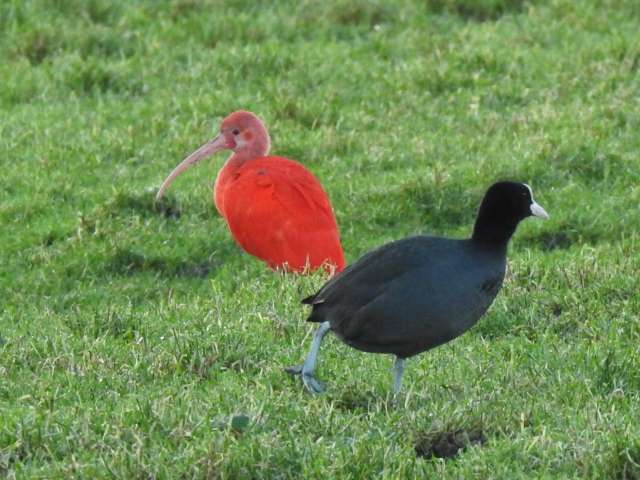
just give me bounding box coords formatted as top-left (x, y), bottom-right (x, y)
top-left (1, 0), bottom-right (640, 477)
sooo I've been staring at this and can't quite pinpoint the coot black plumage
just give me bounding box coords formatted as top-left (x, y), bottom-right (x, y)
top-left (286, 181), bottom-right (549, 394)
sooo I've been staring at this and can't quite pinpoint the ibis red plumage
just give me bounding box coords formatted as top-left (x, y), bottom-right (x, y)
top-left (156, 110), bottom-right (345, 274)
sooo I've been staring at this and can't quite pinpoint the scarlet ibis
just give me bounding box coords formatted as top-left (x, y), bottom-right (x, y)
top-left (286, 182), bottom-right (549, 394)
top-left (155, 110), bottom-right (345, 273)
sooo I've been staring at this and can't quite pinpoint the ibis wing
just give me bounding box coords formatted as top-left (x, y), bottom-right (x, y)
top-left (221, 157), bottom-right (345, 272)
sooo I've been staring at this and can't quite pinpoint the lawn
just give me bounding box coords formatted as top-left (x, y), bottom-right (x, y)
top-left (1, 0), bottom-right (640, 477)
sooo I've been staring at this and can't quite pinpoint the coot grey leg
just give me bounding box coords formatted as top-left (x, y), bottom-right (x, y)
top-left (392, 357), bottom-right (405, 394)
top-left (285, 321), bottom-right (331, 394)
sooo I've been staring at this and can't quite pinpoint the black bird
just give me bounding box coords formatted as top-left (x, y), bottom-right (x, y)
top-left (286, 181), bottom-right (549, 394)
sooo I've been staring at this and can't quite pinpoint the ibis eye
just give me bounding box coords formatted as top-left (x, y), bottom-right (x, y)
top-left (232, 128), bottom-right (240, 136)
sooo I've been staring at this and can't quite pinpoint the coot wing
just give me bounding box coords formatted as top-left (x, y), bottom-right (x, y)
top-left (304, 236), bottom-right (447, 321)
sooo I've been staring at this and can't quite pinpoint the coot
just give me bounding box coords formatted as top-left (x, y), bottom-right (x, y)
top-left (286, 181), bottom-right (549, 394)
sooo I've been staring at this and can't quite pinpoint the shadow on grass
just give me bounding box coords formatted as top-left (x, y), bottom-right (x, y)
top-left (328, 1), bottom-right (394, 27)
top-left (61, 57), bottom-right (145, 96)
top-left (69, 190), bottom-right (243, 279)
top-left (522, 231), bottom-right (574, 251)
top-left (105, 248), bottom-right (221, 278)
top-left (519, 223), bottom-right (604, 252)
top-left (334, 388), bottom-right (380, 413)
top-left (103, 191), bottom-right (182, 219)
top-left (425, 0), bottom-right (529, 22)
top-left (35, 192), bottom-right (174, 249)
top-left (52, 0), bottom-right (122, 25)
top-left (14, 30), bottom-right (55, 65)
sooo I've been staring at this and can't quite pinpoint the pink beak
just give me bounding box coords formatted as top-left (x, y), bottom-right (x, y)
top-left (155, 134), bottom-right (228, 201)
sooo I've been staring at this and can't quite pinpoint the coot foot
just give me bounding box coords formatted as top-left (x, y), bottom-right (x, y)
top-left (284, 365), bottom-right (326, 394)
top-left (286, 321), bottom-right (331, 394)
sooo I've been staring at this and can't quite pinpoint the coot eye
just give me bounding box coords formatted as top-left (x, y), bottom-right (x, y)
top-left (232, 128), bottom-right (240, 135)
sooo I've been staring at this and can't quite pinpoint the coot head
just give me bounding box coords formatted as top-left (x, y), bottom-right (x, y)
top-left (472, 181), bottom-right (548, 247)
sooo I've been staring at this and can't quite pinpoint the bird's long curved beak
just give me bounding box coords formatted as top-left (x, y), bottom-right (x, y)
top-left (155, 134), bottom-right (227, 201)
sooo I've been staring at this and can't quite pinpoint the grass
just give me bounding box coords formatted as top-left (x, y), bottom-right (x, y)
top-left (1, 0), bottom-right (640, 477)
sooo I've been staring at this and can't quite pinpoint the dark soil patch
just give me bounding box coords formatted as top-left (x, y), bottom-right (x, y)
top-left (415, 428), bottom-right (486, 459)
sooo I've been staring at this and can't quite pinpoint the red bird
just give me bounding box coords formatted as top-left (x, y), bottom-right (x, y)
top-left (155, 110), bottom-right (345, 274)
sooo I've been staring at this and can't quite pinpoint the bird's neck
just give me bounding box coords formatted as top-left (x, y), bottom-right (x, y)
top-left (471, 213), bottom-right (517, 251)
top-left (213, 146), bottom-right (270, 216)
top-left (227, 150), bottom-right (257, 167)
top-left (226, 140), bottom-right (270, 165)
